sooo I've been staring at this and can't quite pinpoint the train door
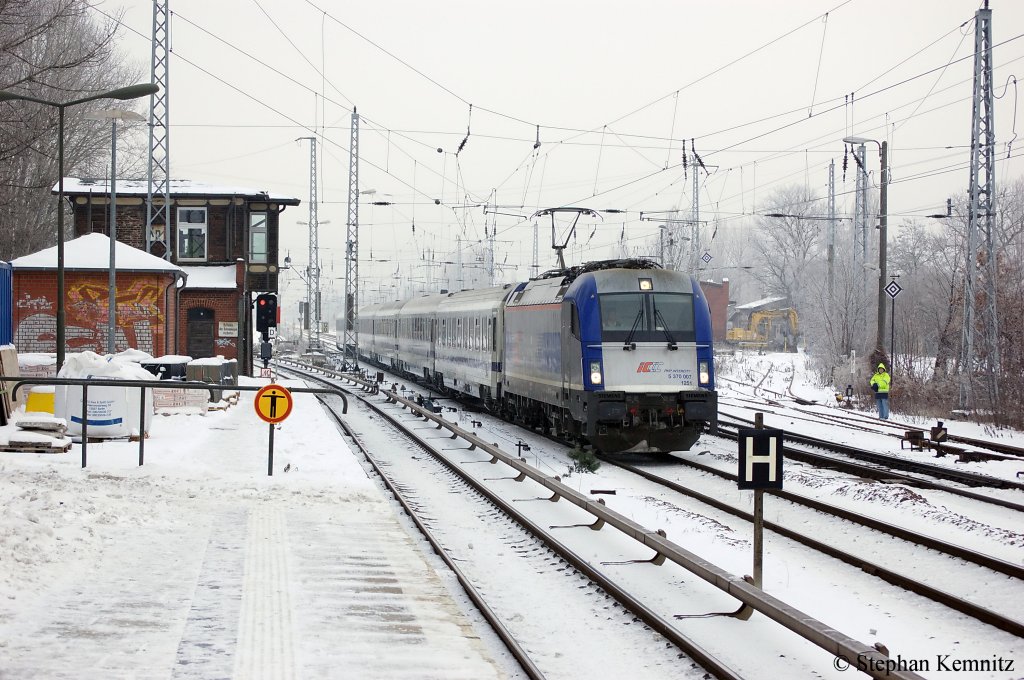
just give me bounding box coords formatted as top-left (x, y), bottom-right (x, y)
top-left (560, 301), bottom-right (575, 407)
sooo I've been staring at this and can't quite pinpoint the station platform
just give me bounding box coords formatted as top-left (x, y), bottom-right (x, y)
top-left (0, 380), bottom-right (512, 678)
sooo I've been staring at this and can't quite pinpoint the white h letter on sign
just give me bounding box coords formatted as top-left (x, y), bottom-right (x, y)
top-left (745, 437), bottom-right (778, 482)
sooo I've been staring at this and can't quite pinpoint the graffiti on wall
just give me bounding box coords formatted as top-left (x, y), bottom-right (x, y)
top-left (14, 280), bottom-right (166, 355)
top-left (15, 294), bottom-right (53, 312)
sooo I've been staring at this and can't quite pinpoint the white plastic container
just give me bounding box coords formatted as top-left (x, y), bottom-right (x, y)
top-left (55, 380), bottom-right (153, 439)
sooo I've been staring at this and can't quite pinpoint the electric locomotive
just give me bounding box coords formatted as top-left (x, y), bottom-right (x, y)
top-left (352, 258), bottom-right (717, 453)
top-left (501, 259), bottom-right (716, 452)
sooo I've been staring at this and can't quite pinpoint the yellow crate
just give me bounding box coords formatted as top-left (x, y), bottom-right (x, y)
top-left (25, 388), bottom-right (55, 414)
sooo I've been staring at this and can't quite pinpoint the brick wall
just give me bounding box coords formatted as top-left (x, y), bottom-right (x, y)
top-left (13, 270), bottom-right (177, 355)
top-left (699, 279), bottom-right (730, 342)
top-left (177, 290), bottom-right (241, 360)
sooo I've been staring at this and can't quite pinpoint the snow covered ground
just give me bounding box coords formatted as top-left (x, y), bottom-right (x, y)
top-left (0, 349), bottom-right (1021, 678)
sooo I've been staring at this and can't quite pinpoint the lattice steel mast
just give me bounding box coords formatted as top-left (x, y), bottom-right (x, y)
top-left (298, 136), bottom-right (320, 350)
top-left (343, 110), bottom-right (360, 368)
top-left (959, 0), bottom-right (1000, 412)
top-left (146, 0), bottom-right (170, 258)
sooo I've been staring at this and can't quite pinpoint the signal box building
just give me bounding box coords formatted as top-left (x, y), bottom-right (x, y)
top-left (11, 178), bottom-right (299, 374)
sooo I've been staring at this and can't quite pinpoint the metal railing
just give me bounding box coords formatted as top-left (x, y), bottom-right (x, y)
top-left (3, 376), bottom-right (347, 469)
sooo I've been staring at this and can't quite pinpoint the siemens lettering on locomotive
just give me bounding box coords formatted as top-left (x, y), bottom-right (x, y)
top-left (348, 258), bottom-right (717, 453)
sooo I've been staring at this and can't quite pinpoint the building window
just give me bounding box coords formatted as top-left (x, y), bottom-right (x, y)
top-left (250, 212), bottom-right (268, 263)
top-left (177, 207), bottom-right (207, 261)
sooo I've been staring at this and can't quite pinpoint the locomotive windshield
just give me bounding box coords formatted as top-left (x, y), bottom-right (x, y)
top-left (598, 292), bottom-right (695, 342)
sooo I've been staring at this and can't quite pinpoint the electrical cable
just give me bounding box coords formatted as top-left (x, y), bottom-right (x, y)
top-left (91, 2), bottom-right (1024, 277)
top-left (808, 12), bottom-right (830, 117)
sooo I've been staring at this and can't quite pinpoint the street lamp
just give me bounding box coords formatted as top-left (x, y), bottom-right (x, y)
top-left (843, 135), bottom-right (889, 356)
top-left (0, 83), bottom-right (159, 371)
top-left (87, 109), bottom-right (146, 353)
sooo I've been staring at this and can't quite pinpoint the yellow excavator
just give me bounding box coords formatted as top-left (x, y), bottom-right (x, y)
top-left (726, 308), bottom-right (799, 352)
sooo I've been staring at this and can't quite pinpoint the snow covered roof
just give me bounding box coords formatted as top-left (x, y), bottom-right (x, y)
top-left (11, 233), bottom-right (184, 274)
top-left (734, 295), bottom-right (788, 310)
top-left (180, 265), bottom-right (237, 289)
top-left (58, 177), bottom-right (300, 205)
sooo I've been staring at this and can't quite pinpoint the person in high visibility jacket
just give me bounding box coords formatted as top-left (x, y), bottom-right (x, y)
top-left (869, 363), bottom-right (891, 419)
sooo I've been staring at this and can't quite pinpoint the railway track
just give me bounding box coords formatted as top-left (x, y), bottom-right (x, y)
top-left (276, 360), bottom-right (926, 680)
top-left (716, 416), bottom-right (1024, 504)
top-left (598, 453), bottom-right (1024, 638)
top-left (720, 371), bottom-right (1024, 463)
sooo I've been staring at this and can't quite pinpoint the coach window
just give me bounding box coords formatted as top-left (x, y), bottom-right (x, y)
top-left (474, 318), bottom-right (481, 349)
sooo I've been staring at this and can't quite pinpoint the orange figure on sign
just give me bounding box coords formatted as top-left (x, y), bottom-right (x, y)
top-left (254, 384), bottom-right (293, 424)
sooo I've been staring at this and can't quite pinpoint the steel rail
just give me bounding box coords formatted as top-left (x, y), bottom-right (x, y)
top-left (663, 453), bottom-right (1024, 579)
top-left (603, 458), bottom-right (1024, 638)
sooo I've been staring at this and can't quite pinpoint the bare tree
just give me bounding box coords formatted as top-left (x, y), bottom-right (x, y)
top-left (752, 185), bottom-right (826, 312)
top-left (0, 0), bottom-right (143, 261)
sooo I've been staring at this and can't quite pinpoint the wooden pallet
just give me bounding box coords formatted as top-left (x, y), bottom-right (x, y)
top-left (0, 441), bottom-right (72, 454)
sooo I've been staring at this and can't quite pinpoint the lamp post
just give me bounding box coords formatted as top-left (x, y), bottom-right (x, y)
top-left (87, 109), bottom-right (146, 354)
top-left (0, 83), bottom-right (159, 371)
top-left (843, 136), bottom-right (888, 357)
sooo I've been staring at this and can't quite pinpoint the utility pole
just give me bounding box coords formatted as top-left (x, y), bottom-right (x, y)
top-left (960, 0), bottom-right (1001, 413)
top-left (531, 221), bottom-right (539, 279)
top-left (851, 143), bottom-right (868, 291)
top-left (827, 159), bottom-right (836, 301)
top-left (344, 109), bottom-right (360, 369)
top-left (877, 141), bottom-right (888, 355)
top-left (845, 136), bottom-right (889, 356)
top-left (456, 236), bottom-right (463, 291)
top-left (487, 207), bottom-right (496, 286)
top-left (690, 170), bottom-right (700, 269)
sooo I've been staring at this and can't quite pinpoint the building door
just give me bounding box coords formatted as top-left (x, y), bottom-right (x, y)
top-left (187, 307), bottom-right (215, 358)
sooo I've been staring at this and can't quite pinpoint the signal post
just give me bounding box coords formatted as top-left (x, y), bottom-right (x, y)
top-left (255, 293), bottom-right (278, 377)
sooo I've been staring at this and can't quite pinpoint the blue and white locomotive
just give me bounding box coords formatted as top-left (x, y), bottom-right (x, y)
top-left (351, 258), bottom-right (717, 453)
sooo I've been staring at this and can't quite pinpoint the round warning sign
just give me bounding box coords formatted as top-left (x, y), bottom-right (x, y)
top-left (254, 384), bottom-right (293, 424)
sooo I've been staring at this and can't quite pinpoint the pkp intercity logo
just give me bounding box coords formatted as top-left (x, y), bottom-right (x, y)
top-left (636, 361), bottom-right (664, 373)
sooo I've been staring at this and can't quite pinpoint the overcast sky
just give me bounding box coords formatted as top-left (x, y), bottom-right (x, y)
top-left (98, 0), bottom-right (1024, 318)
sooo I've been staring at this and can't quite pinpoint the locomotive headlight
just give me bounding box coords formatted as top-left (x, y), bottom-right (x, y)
top-left (698, 360), bottom-right (710, 386)
top-left (590, 361), bottom-right (603, 385)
